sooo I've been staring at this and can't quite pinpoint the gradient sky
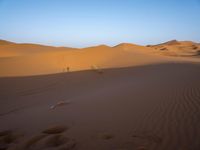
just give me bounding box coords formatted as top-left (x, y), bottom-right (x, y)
top-left (0, 0), bottom-right (200, 47)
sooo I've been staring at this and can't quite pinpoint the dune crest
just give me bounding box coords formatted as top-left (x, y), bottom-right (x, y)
top-left (0, 39), bottom-right (199, 76)
top-left (149, 40), bottom-right (200, 57)
top-left (0, 40), bottom-right (15, 45)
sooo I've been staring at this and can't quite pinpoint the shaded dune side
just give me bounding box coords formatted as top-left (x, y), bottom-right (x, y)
top-left (0, 63), bottom-right (200, 150)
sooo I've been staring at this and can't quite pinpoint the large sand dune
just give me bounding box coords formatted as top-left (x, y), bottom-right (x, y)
top-left (0, 39), bottom-right (200, 76)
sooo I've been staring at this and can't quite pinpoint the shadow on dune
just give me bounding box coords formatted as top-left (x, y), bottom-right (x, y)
top-left (1, 62), bottom-right (200, 150)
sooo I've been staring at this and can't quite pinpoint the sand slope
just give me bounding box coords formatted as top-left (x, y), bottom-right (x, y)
top-left (0, 63), bottom-right (200, 150)
top-left (1, 39), bottom-right (200, 77)
top-left (0, 40), bottom-right (165, 76)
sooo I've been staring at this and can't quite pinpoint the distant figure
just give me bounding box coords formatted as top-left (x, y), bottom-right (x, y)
top-left (67, 67), bottom-right (70, 72)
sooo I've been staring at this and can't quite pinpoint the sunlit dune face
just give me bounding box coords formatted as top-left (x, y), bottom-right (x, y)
top-left (150, 40), bottom-right (200, 57)
top-left (0, 40), bottom-right (200, 77)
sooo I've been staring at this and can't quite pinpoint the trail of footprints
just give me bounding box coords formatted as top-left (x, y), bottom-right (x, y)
top-left (0, 126), bottom-right (76, 150)
top-left (0, 127), bottom-right (163, 150)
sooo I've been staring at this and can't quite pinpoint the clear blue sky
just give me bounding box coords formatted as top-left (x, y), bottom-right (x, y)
top-left (0, 0), bottom-right (200, 47)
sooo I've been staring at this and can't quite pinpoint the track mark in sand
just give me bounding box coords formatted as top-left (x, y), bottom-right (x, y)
top-left (0, 99), bottom-right (71, 117)
top-left (17, 82), bottom-right (58, 96)
top-left (97, 133), bottom-right (115, 140)
top-left (50, 100), bottom-right (71, 110)
top-left (44, 134), bottom-right (76, 149)
top-left (0, 130), bottom-right (24, 150)
top-left (0, 105), bottom-right (28, 117)
top-left (131, 131), bottom-right (162, 149)
top-left (42, 125), bottom-right (68, 134)
top-left (1, 125), bottom-right (76, 150)
top-left (23, 134), bottom-right (48, 149)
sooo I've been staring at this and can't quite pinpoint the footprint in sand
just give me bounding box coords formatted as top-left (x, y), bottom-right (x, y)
top-left (26, 125), bottom-right (76, 150)
top-left (22, 134), bottom-right (76, 150)
top-left (42, 134), bottom-right (76, 150)
top-left (2, 125), bottom-right (76, 150)
top-left (42, 125), bottom-right (68, 134)
top-left (96, 133), bottom-right (114, 140)
top-left (131, 131), bottom-right (162, 149)
top-left (0, 130), bottom-right (23, 150)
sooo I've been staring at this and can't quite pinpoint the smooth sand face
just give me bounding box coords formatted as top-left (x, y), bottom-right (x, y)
top-left (0, 40), bottom-right (200, 150)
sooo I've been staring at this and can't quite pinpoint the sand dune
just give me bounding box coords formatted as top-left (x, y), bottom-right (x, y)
top-left (0, 40), bottom-right (160, 76)
top-left (149, 40), bottom-right (200, 57)
top-left (0, 63), bottom-right (200, 150)
top-left (0, 40), bottom-right (14, 45)
top-left (0, 39), bottom-right (199, 76)
top-left (1, 39), bottom-right (200, 149)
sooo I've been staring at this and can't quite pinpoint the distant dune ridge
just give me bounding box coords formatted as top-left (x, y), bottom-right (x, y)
top-left (0, 39), bottom-right (15, 45)
top-left (0, 39), bottom-right (199, 76)
top-left (149, 40), bottom-right (200, 57)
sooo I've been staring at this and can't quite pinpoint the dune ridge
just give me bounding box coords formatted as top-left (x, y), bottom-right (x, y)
top-left (149, 40), bottom-right (200, 57)
top-left (0, 39), bottom-right (200, 77)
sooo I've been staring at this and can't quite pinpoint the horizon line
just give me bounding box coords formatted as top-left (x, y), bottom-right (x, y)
top-left (0, 38), bottom-right (199, 49)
